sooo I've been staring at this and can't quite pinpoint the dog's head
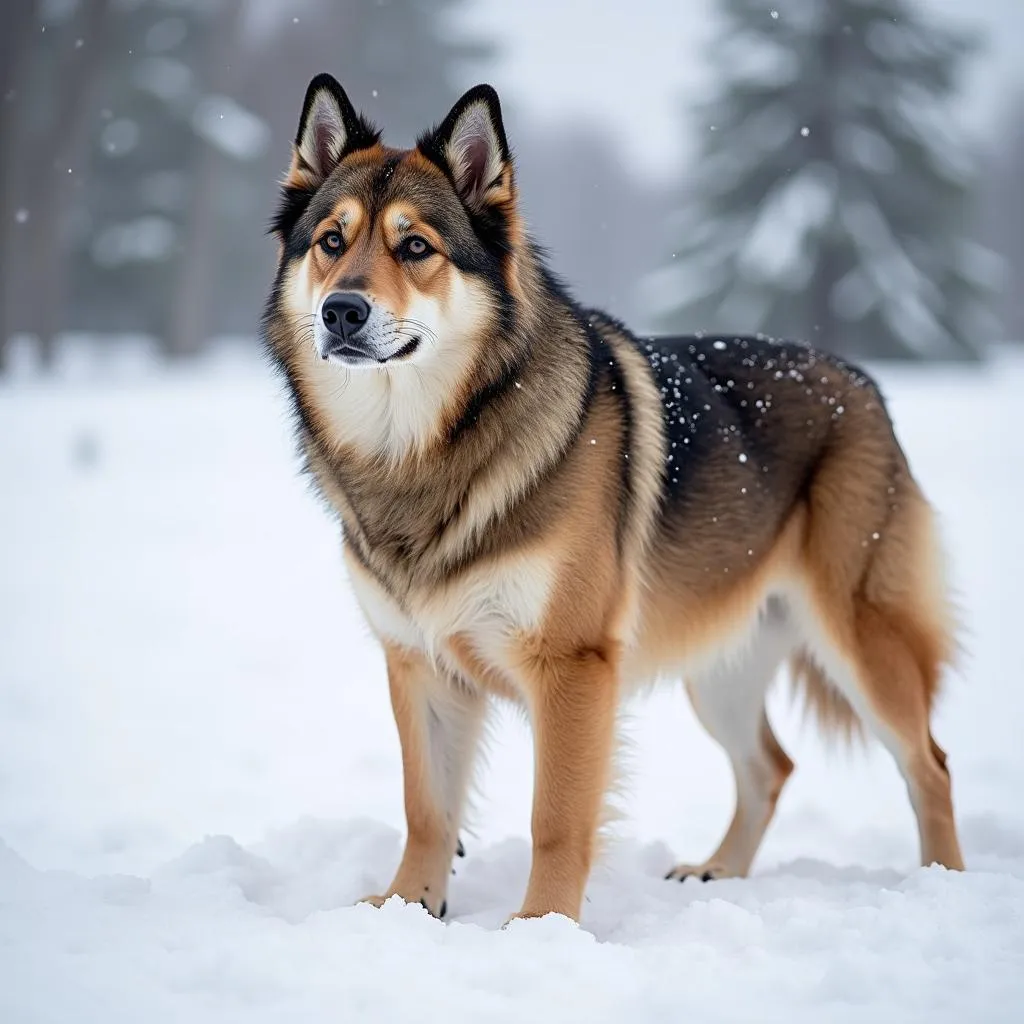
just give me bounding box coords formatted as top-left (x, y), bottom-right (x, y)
top-left (269, 75), bottom-right (522, 375)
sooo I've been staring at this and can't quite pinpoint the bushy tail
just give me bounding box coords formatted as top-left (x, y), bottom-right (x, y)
top-left (789, 650), bottom-right (865, 745)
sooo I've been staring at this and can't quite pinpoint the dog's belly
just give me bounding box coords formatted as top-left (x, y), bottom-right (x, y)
top-left (343, 547), bottom-right (555, 689)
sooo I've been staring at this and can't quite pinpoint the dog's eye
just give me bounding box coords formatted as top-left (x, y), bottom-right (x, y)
top-left (398, 236), bottom-right (433, 261)
top-left (319, 231), bottom-right (343, 255)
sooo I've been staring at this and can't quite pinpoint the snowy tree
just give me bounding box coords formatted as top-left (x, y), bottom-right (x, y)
top-left (0, 0), bottom-right (268, 360)
top-left (653, 0), bottom-right (1001, 361)
top-left (1, 0), bottom-right (491, 369)
top-left (168, 0), bottom-right (494, 345)
top-left (1, 0), bottom-right (108, 368)
top-left (979, 95), bottom-right (1024, 343)
top-left (69, 0), bottom-right (269, 356)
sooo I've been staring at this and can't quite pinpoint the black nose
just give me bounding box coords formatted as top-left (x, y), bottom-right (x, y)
top-left (321, 292), bottom-right (371, 341)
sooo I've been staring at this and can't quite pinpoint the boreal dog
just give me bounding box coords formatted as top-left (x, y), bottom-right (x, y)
top-left (261, 75), bottom-right (965, 923)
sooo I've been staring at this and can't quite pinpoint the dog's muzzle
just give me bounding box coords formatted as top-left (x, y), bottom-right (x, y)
top-left (319, 292), bottom-right (372, 360)
top-left (316, 292), bottom-right (420, 364)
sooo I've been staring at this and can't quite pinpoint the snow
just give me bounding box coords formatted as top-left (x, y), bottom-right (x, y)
top-left (840, 199), bottom-right (956, 354)
top-left (737, 164), bottom-right (836, 288)
top-left (2, 347), bottom-right (1023, 1020)
top-left (719, 32), bottom-right (796, 90)
top-left (836, 122), bottom-right (898, 175)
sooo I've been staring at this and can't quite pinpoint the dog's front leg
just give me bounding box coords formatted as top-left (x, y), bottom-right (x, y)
top-left (360, 644), bottom-right (485, 919)
top-left (512, 642), bottom-right (619, 923)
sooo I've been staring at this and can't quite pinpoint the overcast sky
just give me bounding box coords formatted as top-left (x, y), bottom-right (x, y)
top-left (456, 0), bottom-right (1024, 182)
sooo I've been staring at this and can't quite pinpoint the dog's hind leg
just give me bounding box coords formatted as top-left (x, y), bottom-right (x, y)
top-left (793, 589), bottom-right (965, 870)
top-left (359, 644), bottom-right (487, 919)
top-left (666, 605), bottom-right (795, 882)
top-left (794, 434), bottom-right (965, 870)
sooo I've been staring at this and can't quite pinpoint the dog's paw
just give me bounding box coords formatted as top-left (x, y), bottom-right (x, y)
top-left (663, 862), bottom-right (731, 883)
top-left (502, 908), bottom-right (577, 929)
top-left (502, 909), bottom-right (542, 927)
top-left (358, 892), bottom-right (447, 919)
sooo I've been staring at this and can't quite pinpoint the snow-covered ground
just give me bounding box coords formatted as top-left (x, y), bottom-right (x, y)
top-left (2, 346), bottom-right (1023, 1021)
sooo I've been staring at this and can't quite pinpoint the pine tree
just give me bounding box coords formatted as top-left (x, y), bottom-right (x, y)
top-left (654, 0), bottom-right (1000, 360)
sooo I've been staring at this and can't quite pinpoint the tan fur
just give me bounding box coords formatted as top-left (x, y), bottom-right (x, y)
top-left (360, 644), bottom-right (486, 917)
top-left (265, 79), bottom-right (966, 924)
top-left (790, 652), bottom-right (864, 742)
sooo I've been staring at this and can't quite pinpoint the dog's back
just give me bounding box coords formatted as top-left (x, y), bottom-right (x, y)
top-left (585, 315), bottom-right (962, 881)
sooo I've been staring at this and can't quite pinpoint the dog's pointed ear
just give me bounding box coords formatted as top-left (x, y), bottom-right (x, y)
top-left (289, 74), bottom-right (379, 188)
top-left (418, 85), bottom-right (511, 215)
top-left (272, 75), bottom-right (379, 237)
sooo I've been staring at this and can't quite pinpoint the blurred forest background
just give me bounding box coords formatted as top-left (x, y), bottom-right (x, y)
top-left (1, 0), bottom-right (1022, 375)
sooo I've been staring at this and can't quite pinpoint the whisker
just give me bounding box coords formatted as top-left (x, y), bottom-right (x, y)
top-left (390, 319), bottom-right (437, 343)
top-left (329, 369), bottom-right (352, 401)
top-left (393, 318), bottom-right (435, 334)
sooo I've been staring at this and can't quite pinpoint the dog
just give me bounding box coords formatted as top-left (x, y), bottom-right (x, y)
top-left (261, 74), bottom-right (965, 923)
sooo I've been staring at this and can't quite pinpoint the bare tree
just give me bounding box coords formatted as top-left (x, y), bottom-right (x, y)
top-left (166, 0), bottom-right (245, 359)
top-left (1, 1), bottom-right (49, 370)
top-left (1, 0), bottom-right (108, 369)
top-left (980, 96), bottom-right (1024, 341)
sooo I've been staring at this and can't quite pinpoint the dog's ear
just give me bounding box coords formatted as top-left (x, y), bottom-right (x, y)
top-left (418, 85), bottom-right (511, 216)
top-left (289, 74), bottom-right (378, 189)
top-left (272, 75), bottom-right (379, 237)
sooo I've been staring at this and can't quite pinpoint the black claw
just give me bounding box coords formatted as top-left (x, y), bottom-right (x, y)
top-left (665, 868), bottom-right (717, 883)
top-left (419, 896), bottom-right (447, 920)
top-left (456, 838), bottom-right (466, 858)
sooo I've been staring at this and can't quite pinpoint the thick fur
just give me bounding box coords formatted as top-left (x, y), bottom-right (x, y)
top-left (262, 76), bottom-right (965, 923)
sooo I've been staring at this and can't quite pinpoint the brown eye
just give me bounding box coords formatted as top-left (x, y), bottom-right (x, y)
top-left (399, 235), bottom-right (433, 261)
top-left (320, 231), bottom-right (343, 254)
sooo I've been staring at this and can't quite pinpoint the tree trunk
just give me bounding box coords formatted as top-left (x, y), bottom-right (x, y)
top-left (166, 0), bottom-right (244, 360)
top-left (0, 0), bottom-right (41, 373)
top-left (29, 0), bottom-right (109, 368)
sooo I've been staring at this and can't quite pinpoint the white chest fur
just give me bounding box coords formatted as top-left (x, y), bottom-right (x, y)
top-left (344, 548), bottom-right (555, 674)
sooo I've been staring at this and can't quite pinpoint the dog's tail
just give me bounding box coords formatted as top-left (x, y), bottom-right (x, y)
top-left (788, 651), bottom-right (864, 744)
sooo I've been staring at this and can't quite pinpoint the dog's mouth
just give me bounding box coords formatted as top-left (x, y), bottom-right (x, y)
top-left (384, 337), bottom-right (420, 362)
top-left (321, 336), bottom-right (420, 365)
